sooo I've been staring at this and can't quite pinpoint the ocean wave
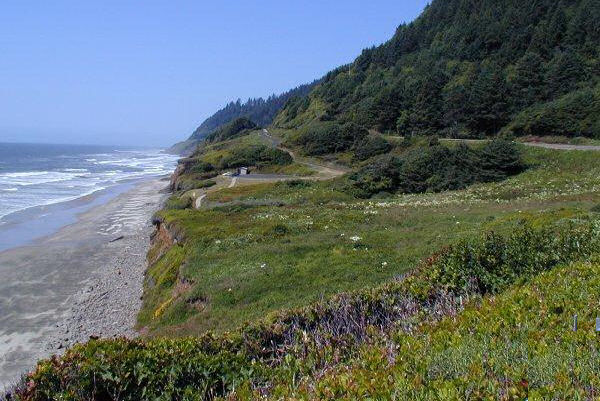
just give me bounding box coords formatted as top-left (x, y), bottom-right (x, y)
top-left (0, 185), bottom-right (107, 221)
top-left (0, 171), bottom-right (82, 186)
top-left (1, 171), bottom-right (48, 177)
top-left (0, 147), bottom-right (178, 223)
top-left (62, 168), bottom-right (89, 172)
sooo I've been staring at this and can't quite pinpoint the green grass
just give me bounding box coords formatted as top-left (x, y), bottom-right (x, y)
top-left (254, 162), bottom-right (315, 176)
top-left (138, 146), bottom-right (600, 337)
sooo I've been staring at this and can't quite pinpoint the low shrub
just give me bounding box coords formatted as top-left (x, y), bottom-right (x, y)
top-left (17, 337), bottom-right (264, 401)
top-left (164, 195), bottom-right (193, 210)
top-left (276, 260), bottom-right (600, 400)
top-left (197, 180), bottom-right (216, 189)
top-left (282, 179), bottom-right (312, 188)
top-left (173, 172), bottom-right (219, 192)
top-left (411, 220), bottom-right (600, 299)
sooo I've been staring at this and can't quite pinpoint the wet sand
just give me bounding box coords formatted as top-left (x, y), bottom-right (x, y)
top-left (0, 177), bottom-right (169, 389)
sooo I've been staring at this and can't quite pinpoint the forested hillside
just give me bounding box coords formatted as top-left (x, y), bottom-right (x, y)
top-left (276, 0), bottom-right (600, 139)
top-left (169, 81), bottom-right (318, 154)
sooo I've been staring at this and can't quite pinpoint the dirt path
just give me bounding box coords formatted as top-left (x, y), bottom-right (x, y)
top-left (260, 129), bottom-right (348, 179)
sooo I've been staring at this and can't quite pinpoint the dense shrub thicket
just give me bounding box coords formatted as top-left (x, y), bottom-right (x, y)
top-left (170, 158), bottom-right (219, 192)
top-left (277, 0), bottom-right (600, 138)
top-left (289, 121), bottom-right (369, 156)
top-left (347, 139), bottom-right (525, 198)
top-left (219, 145), bottom-right (292, 169)
top-left (187, 160), bottom-right (215, 174)
top-left (205, 117), bottom-right (257, 143)
top-left (15, 219), bottom-right (600, 400)
top-left (354, 135), bottom-right (393, 160)
top-left (503, 85), bottom-right (600, 138)
top-left (411, 221), bottom-right (600, 298)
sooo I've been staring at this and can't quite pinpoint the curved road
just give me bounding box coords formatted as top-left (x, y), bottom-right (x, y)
top-left (441, 137), bottom-right (600, 151)
top-left (522, 142), bottom-right (600, 151)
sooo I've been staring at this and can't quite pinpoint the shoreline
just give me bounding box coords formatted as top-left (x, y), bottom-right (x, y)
top-left (0, 176), bottom-right (170, 389)
top-left (0, 179), bottom-right (150, 253)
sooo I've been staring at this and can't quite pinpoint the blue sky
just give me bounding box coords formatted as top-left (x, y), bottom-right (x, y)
top-left (0, 1), bottom-right (430, 147)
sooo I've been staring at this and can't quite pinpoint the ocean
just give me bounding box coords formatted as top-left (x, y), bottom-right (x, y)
top-left (0, 142), bottom-right (178, 223)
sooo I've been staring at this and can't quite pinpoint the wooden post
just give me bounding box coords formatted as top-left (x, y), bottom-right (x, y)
top-left (573, 314), bottom-right (577, 331)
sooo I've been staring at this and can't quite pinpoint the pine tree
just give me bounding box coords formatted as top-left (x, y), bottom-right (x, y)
top-left (511, 52), bottom-right (545, 109)
top-left (466, 62), bottom-right (509, 134)
top-left (545, 49), bottom-right (586, 98)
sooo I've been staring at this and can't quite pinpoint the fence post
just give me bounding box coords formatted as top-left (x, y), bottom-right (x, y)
top-left (573, 314), bottom-right (578, 331)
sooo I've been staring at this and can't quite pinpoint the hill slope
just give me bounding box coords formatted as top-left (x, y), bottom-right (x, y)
top-left (276, 0), bottom-right (600, 139)
top-left (169, 81), bottom-right (318, 155)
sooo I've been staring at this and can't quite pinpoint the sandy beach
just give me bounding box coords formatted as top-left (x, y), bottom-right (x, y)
top-left (0, 177), bottom-right (170, 389)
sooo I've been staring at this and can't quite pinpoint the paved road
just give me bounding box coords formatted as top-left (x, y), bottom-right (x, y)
top-left (433, 137), bottom-right (600, 151)
top-left (522, 142), bottom-right (600, 151)
top-left (236, 173), bottom-right (295, 180)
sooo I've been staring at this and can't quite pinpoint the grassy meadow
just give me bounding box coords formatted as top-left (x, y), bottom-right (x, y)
top-left (139, 145), bottom-right (600, 337)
